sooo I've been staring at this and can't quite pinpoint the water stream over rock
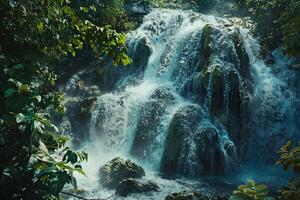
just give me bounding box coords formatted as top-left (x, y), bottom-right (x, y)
top-left (59, 8), bottom-right (300, 199)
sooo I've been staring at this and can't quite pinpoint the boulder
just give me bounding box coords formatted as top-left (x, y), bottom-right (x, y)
top-left (116, 178), bottom-right (160, 197)
top-left (99, 157), bottom-right (145, 189)
top-left (160, 105), bottom-right (232, 177)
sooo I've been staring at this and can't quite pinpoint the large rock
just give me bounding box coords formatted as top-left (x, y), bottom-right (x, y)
top-left (209, 65), bottom-right (225, 121)
top-left (232, 31), bottom-right (250, 77)
top-left (160, 105), bottom-right (203, 175)
top-left (130, 87), bottom-right (175, 159)
top-left (165, 190), bottom-right (228, 200)
top-left (99, 157), bottom-right (145, 189)
top-left (198, 24), bottom-right (214, 69)
top-left (160, 105), bottom-right (233, 177)
top-left (116, 178), bottom-right (160, 197)
top-left (195, 127), bottom-right (225, 176)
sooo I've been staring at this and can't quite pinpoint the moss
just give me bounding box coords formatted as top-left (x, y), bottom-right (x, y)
top-left (201, 24), bottom-right (213, 60)
top-left (160, 112), bottom-right (185, 175)
top-left (209, 66), bottom-right (225, 119)
top-left (232, 32), bottom-right (249, 73)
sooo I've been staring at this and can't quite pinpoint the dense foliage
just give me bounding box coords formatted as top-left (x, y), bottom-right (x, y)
top-left (230, 180), bottom-right (274, 200)
top-left (236, 0), bottom-right (300, 57)
top-left (125, 0), bottom-right (217, 11)
top-left (0, 0), bottom-right (130, 199)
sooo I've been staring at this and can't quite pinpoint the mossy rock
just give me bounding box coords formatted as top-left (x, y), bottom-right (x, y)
top-left (116, 179), bottom-right (160, 197)
top-left (198, 24), bottom-right (214, 70)
top-left (160, 111), bottom-right (185, 175)
top-left (232, 32), bottom-right (249, 75)
top-left (209, 66), bottom-right (225, 120)
top-left (201, 24), bottom-right (213, 60)
top-left (227, 70), bottom-right (241, 117)
top-left (130, 87), bottom-right (175, 159)
top-left (99, 157), bottom-right (145, 189)
top-left (80, 97), bottom-right (97, 117)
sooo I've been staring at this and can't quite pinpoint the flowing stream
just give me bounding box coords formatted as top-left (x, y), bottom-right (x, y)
top-left (61, 8), bottom-right (300, 199)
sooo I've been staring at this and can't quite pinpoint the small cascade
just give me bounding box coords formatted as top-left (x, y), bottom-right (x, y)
top-left (240, 28), bottom-right (300, 163)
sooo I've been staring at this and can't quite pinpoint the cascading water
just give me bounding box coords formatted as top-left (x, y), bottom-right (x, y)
top-left (61, 8), bottom-right (300, 199)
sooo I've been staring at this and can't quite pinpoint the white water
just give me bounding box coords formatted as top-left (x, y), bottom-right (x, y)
top-left (63, 8), bottom-right (299, 199)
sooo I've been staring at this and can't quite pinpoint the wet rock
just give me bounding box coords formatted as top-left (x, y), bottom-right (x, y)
top-left (160, 105), bottom-right (204, 176)
top-left (99, 157), bottom-right (145, 189)
top-left (165, 191), bottom-right (209, 200)
top-left (130, 37), bottom-right (152, 75)
top-left (209, 66), bottom-right (225, 121)
top-left (116, 178), bottom-right (160, 197)
top-left (130, 87), bottom-right (175, 159)
top-left (226, 70), bottom-right (245, 147)
top-left (232, 31), bottom-right (250, 77)
top-left (165, 190), bottom-right (228, 200)
top-left (160, 104), bottom-right (232, 176)
top-left (85, 85), bottom-right (101, 97)
top-left (198, 24), bottom-right (214, 69)
top-left (124, 1), bottom-right (152, 25)
top-left (195, 127), bottom-right (225, 176)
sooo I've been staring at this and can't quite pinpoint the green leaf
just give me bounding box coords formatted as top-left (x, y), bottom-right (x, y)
top-left (80, 7), bottom-right (89, 13)
top-left (35, 95), bottom-right (42, 102)
top-left (16, 113), bottom-right (25, 123)
top-left (37, 22), bottom-right (44, 32)
top-left (256, 184), bottom-right (268, 192)
top-left (4, 88), bottom-right (17, 98)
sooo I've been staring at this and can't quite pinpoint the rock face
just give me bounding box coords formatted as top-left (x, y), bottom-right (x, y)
top-left (160, 105), bottom-right (203, 175)
top-left (116, 179), bottom-right (160, 197)
top-left (99, 157), bottom-right (145, 189)
top-left (130, 87), bottom-right (175, 159)
top-left (160, 105), bottom-right (231, 177)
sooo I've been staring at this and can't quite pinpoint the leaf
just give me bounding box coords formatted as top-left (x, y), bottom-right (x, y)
top-left (256, 184), bottom-right (268, 192)
top-left (16, 113), bottom-right (25, 123)
top-left (4, 88), bottom-right (17, 98)
top-left (247, 179), bottom-right (256, 187)
top-left (237, 185), bottom-right (248, 191)
top-left (37, 22), bottom-right (44, 32)
top-left (12, 64), bottom-right (24, 70)
top-left (35, 95), bottom-right (42, 102)
top-left (80, 7), bottom-right (89, 13)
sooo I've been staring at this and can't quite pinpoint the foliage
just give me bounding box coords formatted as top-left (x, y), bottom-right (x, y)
top-left (125, 0), bottom-right (217, 11)
top-left (277, 140), bottom-right (300, 173)
top-left (0, 0), bottom-right (131, 199)
top-left (230, 180), bottom-right (274, 200)
top-left (236, 0), bottom-right (300, 56)
top-left (278, 177), bottom-right (300, 200)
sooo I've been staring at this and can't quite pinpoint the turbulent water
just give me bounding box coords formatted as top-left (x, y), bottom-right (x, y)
top-left (61, 8), bottom-right (300, 199)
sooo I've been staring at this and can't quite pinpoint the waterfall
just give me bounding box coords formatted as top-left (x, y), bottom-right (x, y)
top-left (61, 8), bottom-right (300, 199)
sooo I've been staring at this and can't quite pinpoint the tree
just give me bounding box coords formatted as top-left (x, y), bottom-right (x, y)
top-left (0, 0), bottom-right (131, 199)
top-left (237, 0), bottom-right (300, 56)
